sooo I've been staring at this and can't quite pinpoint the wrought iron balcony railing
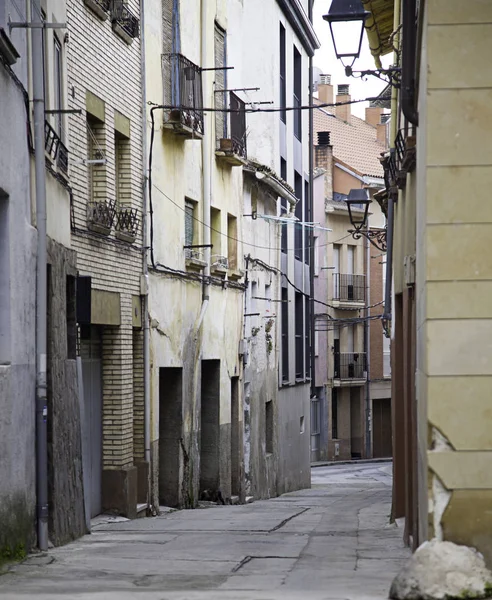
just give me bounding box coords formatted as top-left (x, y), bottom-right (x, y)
top-left (162, 53), bottom-right (204, 136)
top-left (334, 352), bottom-right (367, 380)
top-left (111, 0), bottom-right (139, 40)
top-left (216, 91), bottom-right (247, 162)
top-left (185, 248), bottom-right (204, 261)
top-left (115, 205), bottom-right (139, 243)
top-left (394, 129), bottom-right (416, 189)
top-left (332, 273), bottom-right (365, 303)
top-left (87, 200), bottom-right (116, 235)
top-left (84, 0), bottom-right (111, 19)
top-left (45, 120), bottom-right (68, 175)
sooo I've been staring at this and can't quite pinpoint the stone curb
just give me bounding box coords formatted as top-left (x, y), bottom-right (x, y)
top-left (311, 458), bottom-right (393, 468)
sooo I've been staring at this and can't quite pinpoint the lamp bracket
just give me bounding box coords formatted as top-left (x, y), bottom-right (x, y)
top-left (345, 65), bottom-right (401, 89)
top-left (348, 226), bottom-right (387, 252)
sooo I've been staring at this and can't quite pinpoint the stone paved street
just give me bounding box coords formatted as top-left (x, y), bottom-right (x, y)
top-left (0, 463), bottom-right (409, 600)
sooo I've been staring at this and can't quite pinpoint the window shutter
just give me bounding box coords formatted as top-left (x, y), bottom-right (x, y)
top-left (185, 202), bottom-right (194, 246)
top-left (214, 23), bottom-right (226, 143)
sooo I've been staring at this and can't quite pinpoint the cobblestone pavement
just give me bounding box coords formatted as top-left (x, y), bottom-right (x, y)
top-left (0, 462), bottom-right (409, 600)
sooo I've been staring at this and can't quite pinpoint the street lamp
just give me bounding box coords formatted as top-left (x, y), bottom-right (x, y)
top-left (323, 0), bottom-right (369, 68)
top-left (345, 188), bottom-right (387, 251)
top-left (323, 0), bottom-right (401, 87)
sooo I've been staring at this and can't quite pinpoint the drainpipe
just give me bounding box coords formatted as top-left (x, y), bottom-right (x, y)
top-left (139, 0), bottom-right (151, 486)
top-left (364, 230), bottom-right (371, 458)
top-left (401, 0), bottom-right (418, 126)
top-left (32, 0), bottom-right (49, 551)
top-left (200, 0), bottom-right (211, 310)
top-left (308, 54), bottom-right (315, 400)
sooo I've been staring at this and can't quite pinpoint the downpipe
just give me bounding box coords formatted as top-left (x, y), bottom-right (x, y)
top-left (32, 0), bottom-right (49, 551)
top-left (364, 230), bottom-right (371, 459)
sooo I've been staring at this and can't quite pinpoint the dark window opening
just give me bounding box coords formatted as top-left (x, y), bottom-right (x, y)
top-left (295, 292), bottom-right (303, 379)
top-left (281, 158), bottom-right (287, 253)
top-left (279, 24), bottom-right (286, 124)
top-left (66, 275), bottom-right (76, 359)
top-left (332, 388), bottom-right (338, 439)
top-left (294, 171), bottom-right (302, 260)
top-left (281, 287), bottom-right (289, 381)
top-left (304, 296), bottom-right (310, 379)
top-left (293, 46), bottom-right (302, 139)
top-left (304, 180), bottom-right (310, 265)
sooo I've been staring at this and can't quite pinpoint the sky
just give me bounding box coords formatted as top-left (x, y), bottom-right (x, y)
top-left (312, 2), bottom-right (392, 119)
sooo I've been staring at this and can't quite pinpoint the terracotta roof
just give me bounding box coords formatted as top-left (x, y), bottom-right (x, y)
top-left (313, 99), bottom-right (385, 179)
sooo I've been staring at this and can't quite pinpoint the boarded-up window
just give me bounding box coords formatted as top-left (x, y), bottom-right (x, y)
top-left (214, 22), bottom-right (226, 145)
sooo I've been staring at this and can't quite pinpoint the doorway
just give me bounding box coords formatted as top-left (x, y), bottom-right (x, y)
top-left (80, 325), bottom-right (103, 518)
top-left (373, 397), bottom-right (392, 458)
top-left (200, 360), bottom-right (220, 496)
top-left (231, 376), bottom-right (240, 496)
top-left (159, 367), bottom-right (183, 507)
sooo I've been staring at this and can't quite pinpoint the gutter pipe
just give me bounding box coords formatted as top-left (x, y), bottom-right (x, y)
top-left (32, 0), bottom-right (49, 551)
top-left (139, 0), bottom-right (151, 482)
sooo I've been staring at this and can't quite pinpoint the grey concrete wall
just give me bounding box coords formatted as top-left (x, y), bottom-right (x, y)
top-left (277, 384), bottom-right (311, 495)
top-left (0, 50), bottom-right (37, 555)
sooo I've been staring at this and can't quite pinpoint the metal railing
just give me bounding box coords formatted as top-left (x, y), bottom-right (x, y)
top-left (115, 205), bottom-right (139, 241)
top-left (334, 352), bottom-right (366, 380)
top-left (211, 255), bottom-right (229, 269)
top-left (185, 248), bottom-right (204, 261)
top-left (45, 120), bottom-right (68, 175)
top-left (332, 273), bottom-right (365, 302)
top-left (87, 201), bottom-right (115, 234)
top-left (163, 53), bottom-right (204, 135)
top-left (111, 0), bottom-right (139, 38)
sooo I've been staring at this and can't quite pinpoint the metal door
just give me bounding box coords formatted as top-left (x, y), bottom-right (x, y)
top-left (81, 327), bottom-right (103, 518)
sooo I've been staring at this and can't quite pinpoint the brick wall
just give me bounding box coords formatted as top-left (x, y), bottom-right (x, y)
top-left (67, 0), bottom-right (144, 470)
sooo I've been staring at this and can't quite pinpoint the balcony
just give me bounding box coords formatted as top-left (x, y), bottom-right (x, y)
top-left (332, 273), bottom-right (365, 308)
top-left (45, 120), bottom-right (69, 176)
top-left (185, 247), bottom-right (206, 271)
top-left (111, 0), bottom-right (139, 44)
top-left (333, 352), bottom-right (367, 386)
top-left (87, 201), bottom-right (116, 236)
top-left (162, 53), bottom-right (203, 138)
top-left (215, 92), bottom-right (247, 166)
top-left (395, 129), bottom-right (416, 189)
top-left (211, 254), bottom-right (228, 276)
top-left (115, 205), bottom-right (139, 243)
top-left (84, 0), bottom-right (110, 20)
top-left (381, 148), bottom-right (398, 201)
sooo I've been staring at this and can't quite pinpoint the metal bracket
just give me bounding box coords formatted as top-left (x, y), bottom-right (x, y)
top-left (8, 17), bottom-right (67, 35)
top-left (45, 109), bottom-right (82, 115)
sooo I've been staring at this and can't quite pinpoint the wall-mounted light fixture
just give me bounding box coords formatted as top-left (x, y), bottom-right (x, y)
top-left (323, 0), bottom-right (401, 88)
top-left (345, 188), bottom-right (387, 251)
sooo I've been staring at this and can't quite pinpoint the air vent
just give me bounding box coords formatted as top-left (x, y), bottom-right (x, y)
top-left (337, 84), bottom-right (349, 95)
top-left (320, 74), bottom-right (331, 85)
top-left (317, 131), bottom-right (331, 146)
top-left (381, 113), bottom-right (391, 124)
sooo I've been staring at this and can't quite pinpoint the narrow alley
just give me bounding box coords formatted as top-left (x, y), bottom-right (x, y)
top-left (0, 463), bottom-right (409, 600)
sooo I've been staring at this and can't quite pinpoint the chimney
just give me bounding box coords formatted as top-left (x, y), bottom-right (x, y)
top-left (377, 114), bottom-right (390, 146)
top-left (318, 74), bottom-right (333, 105)
top-left (335, 84), bottom-right (351, 122)
top-left (365, 106), bottom-right (383, 128)
top-left (315, 131), bottom-right (333, 201)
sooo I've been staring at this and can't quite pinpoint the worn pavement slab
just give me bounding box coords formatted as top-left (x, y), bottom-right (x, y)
top-left (0, 462), bottom-right (409, 599)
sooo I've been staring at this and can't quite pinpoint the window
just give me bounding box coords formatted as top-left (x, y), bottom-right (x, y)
top-left (293, 46), bottom-right (302, 140)
top-left (279, 24), bottom-right (286, 124)
top-left (211, 207), bottom-right (221, 256)
top-left (294, 171), bottom-right (302, 260)
top-left (304, 180), bottom-right (310, 265)
top-left (295, 292), bottom-right (303, 379)
top-left (305, 296), bottom-right (310, 378)
top-left (281, 287), bottom-right (289, 381)
top-left (265, 400), bottom-right (273, 454)
top-left (53, 36), bottom-right (63, 137)
top-left (265, 283), bottom-right (271, 315)
top-left (185, 200), bottom-right (195, 247)
top-left (332, 388), bottom-right (338, 439)
top-left (314, 330), bottom-right (319, 356)
top-left (115, 130), bottom-right (131, 207)
top-left (280, 158), bottom-right (287, 253)
top-left (66, 275), bottom-right (76, 360)
top-left (227, 214), bottom-right (237, 269)
top-left (314, 237), bottom-right (319, 275)
top-left (87, 115), bottom-right (106, 205)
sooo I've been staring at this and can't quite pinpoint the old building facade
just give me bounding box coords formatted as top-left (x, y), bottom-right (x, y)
top-left (67, 0), bottom-right (146, 519)
top-left (312, 78), bottom-right (390, 462)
